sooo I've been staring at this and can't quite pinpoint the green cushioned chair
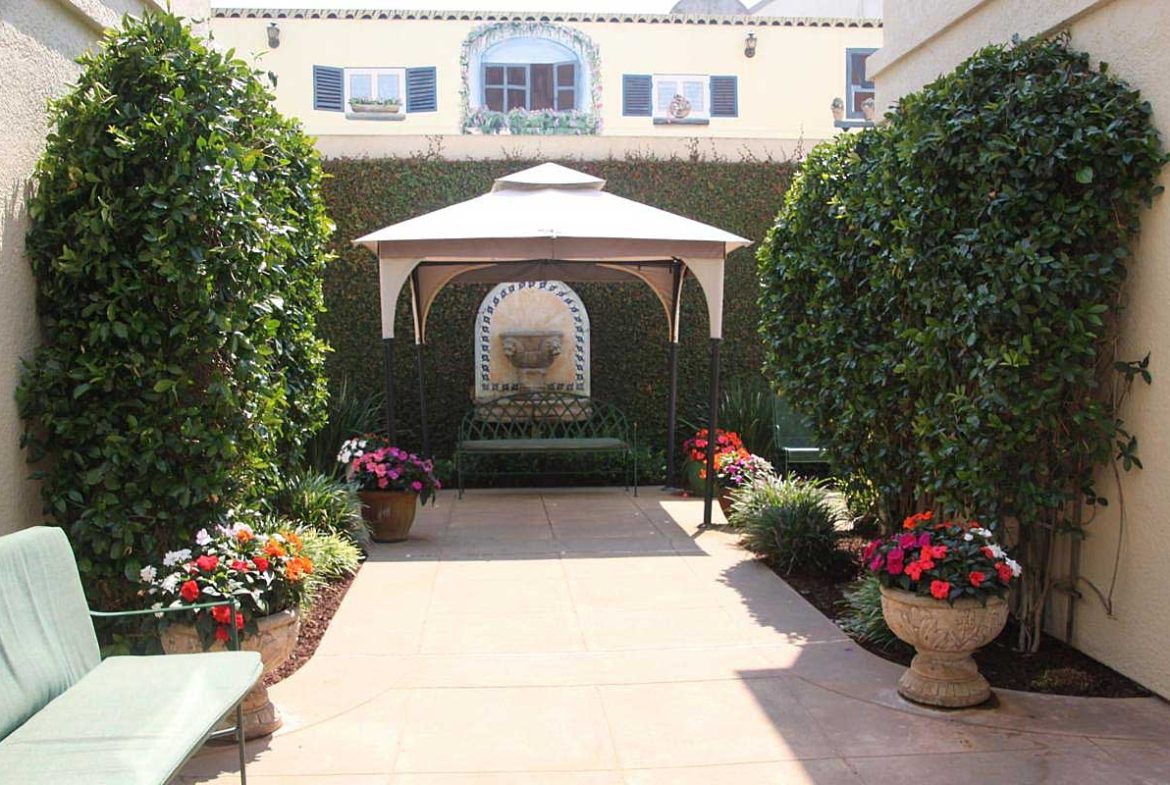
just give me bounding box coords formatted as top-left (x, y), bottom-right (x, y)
top-left (0, 526), bottom-right (262, 785)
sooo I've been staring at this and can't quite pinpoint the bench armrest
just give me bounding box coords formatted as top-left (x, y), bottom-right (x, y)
top-left (91, 597), bottom-right (243, 650)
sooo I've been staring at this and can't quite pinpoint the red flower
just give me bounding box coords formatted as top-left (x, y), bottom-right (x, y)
top-left (886, 548), bottom-right (905, 576)
top-left (214, 624), bottom-right (230, 643)
top-left (968, 571), bottom-right (986, 588)
top-left (930, 580), bottom-right (951, 600)
top-left (235, 612), bottom-right (245, 630)
top-left (928, 545), bottom-right (947, 560)
top-left (195, 554), bottom-right (219, 573)
top-left (981, 546), bottom-right (996, 559)
top-left (905, 561), bottom-right (924, 581)
top-left (211, 605), bottom-right (232, 624)
top-left (897, 532), bottom-right (918, 549)
top-left (995, 562), bottom-right (1013, 583)
top-left (862, 539), bottom-right (881, 562)
top-left (253, 556), bottom-right (269, 572)
top-left (180, 580), bottom-right (200, 602)
top-left (231, 559), bottom-right (249, 572)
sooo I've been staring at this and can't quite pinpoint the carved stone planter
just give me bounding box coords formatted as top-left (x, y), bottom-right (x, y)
top-left (161, 608), bottom-right (300, 738)
top-left (880, 586), bottom-right (1007, 708)
top-left (360, 489), bottom-right (418, 542)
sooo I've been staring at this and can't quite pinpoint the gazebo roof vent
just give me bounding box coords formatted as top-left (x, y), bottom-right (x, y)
top-left (492, 163), bottom-right (606, 192)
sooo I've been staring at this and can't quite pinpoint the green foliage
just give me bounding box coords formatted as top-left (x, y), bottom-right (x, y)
top-left (17, 11), bottom-right (333, 606)
top-left (298, 527), bottom-right (363, 609)
top-left (838, 575), bottom-right (899, 649)
top-left (757, 35), bottom-right (1165, 650)
top-left (465, 108), bottom-right (601, 135)
top-left (731, 476), bottom-right (845, 575)
top-left (304, 376), bottom-right (385, 477)
top-left (270, 472), bottom-right (370, 549)
top-left (321, 154), bottom-right (793, 461)
top-left (683, 377), bottom-right (778, 462)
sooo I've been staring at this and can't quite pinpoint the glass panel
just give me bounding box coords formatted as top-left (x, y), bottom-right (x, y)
top-left (349, 73), bottom-right (372, 100)
top-left (852, 90), bottom-right (873, 114)
top-left (485, 65), bottom-right (504, 86)
top-left (656, 80), bottom-right (677, 112)
top-left (485, 87), bottom-right (504, 112)
top-left (556, 63), bottom-right (575, 87)
top-left (377, 73), bottom-right (399, 101)
top-left (506, 66), bottom-right (527, 86)
top-left (683, 80), bottom-right (704, 112)
top-left (850, 52), bottom-right (872, 87)
top-left (530, 64), bottom-right (554, 110)
top-left (507, 88), bottom-right (527, 110)
top-left (556, 88), bottom-right (575, 111)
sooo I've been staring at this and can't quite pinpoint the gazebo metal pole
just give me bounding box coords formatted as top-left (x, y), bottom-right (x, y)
top-left (382, 337), bottom-right (397, 443)
top-left (664, 262), bottom-right (683, 489)
top-left (410, 269), bottom-right (431, 456)
top-left (703, 337), bottom-right (722, 526)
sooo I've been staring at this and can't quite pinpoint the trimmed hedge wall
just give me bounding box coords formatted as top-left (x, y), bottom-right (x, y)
top-left (320, 155), bottom-right (794, 457)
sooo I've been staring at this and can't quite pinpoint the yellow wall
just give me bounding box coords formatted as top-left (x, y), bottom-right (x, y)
top-left (870, 0), bottom-right (1170, 699)
top-left (207, 14), bottom-right (881, 150)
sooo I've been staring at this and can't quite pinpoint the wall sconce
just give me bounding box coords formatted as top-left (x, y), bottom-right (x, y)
top-left (744, 32), bottom-right (757, 58)
top-left (267, 22), bottom-right (281, 48)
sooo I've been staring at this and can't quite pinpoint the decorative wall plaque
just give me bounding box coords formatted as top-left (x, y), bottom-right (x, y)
top-left (473, 281), bottom-right (590, 402)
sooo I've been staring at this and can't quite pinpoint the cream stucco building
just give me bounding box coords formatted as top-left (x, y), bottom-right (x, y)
top-left (206, 7), bottom-right (881, 159)
top-left (871, 0), bottom-right (1170, 699)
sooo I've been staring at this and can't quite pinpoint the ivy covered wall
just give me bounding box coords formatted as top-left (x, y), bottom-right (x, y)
top-left (320, 155), bottom-right (794, 456)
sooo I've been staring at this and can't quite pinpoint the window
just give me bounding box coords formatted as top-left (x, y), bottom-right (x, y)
top-left (345, 67), bottom-right (404, 109)
top-left (483, 62), bottom-right (577, 112)
top-left (846, 48), bottom-right (876, 119)
top-left (653, 74), bottom-right (708, 120)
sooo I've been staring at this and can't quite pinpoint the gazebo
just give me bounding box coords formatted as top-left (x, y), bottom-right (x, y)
top-left (354, 163), bottom-right (751, 525)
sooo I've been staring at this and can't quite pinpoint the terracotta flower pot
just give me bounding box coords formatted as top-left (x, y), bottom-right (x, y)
top-left (880, 586), bottom-right (1007, 707)
top-left (161, 608), bottom-right (299, 738)
top-left (360, 489), bottom-right (419, 542)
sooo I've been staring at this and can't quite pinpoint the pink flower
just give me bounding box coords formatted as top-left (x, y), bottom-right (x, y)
top-left (897, 533), bottom-right (917, 549)
top-left (869, 554), bottom-right (884, 572)
top-left (411, 480), bottom-right (423, 492)
top-left (862, 539), bottom-right (881, 562)
top-left (378, 477), bottom-right (389, 489)
top-left (916, 532), bottom-right (932, 548)
top-left (388, 470), bottom-right (399, 480)
top-left (886, 548), bottom-right (905, 576)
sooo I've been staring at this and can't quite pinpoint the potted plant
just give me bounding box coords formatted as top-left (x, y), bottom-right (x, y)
top-left (142, 513), bottom-right (313, 737)
top-left (338, 436), bottom-right (441, 542)
top-left (681, 427), bottom-right (747, 501)
top-left (714, 450), bottom-right (774, 513)
top-left (349, 97), bottom-right (401, 114)
top-left (864, 512), bottom-right (1021, 707)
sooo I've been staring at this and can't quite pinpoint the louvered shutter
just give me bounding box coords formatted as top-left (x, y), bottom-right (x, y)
top-left (313, 66), bottom-right (343, 112)
top-left (709, 75), bottom-right (738, 118)
top-left (622, 74), bottom-right (652, 117)
top-left (405, 67), bottom-right (438, 113)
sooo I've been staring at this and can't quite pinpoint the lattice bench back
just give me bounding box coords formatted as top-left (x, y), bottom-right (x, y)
top-left (458, 392), bottom-right (630, 443)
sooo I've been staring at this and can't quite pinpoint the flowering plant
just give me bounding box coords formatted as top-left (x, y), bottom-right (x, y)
top-left (337, 436), bottom-right (441, 504)
top-left (683, 428), bottom-right (745, 464)
top-left (141, 512), bottom-right (313, 649)
top-left (864, 511), bottom-right (1022, 603)
top-left (715, 451), bottom-right (774, 489)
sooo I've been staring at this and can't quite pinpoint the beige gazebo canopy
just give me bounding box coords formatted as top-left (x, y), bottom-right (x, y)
top-left (354, 163), bottom-right (751, 524)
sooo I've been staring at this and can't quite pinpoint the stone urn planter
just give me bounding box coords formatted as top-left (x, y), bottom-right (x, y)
top-left (161, 608), bottom-right (300, 738)
top-left (360, 489), bottom-right (419, 542)
top-left (880, 586), bottom-right (1008, 708)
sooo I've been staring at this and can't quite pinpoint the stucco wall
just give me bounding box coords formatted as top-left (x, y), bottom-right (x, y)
top-left (207, 15), bottom-right (881, 145)
top-left (0, 0), bottom-right (171, 536)
top-left (870, 0), bottom-right (1170, 699)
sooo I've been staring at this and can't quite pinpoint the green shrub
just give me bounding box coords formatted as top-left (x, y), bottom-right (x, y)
top-left (304, 376), bottom-right (384, 477)
top-left (757, 34), bottom-right (1166, 648)
top-left (732, 476), bottom-right (844, 575)
top-left (271, 472), bottom-right (369, 549)
top-left (838, 575), bottom-right (899, 649)
top-left (298, 527), bottom-right (363, 608)
top-left (17, 11), bottom-right (333, 605)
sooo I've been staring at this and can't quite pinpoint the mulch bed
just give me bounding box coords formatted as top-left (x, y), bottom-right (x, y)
top-left (264, 566), bottom-right (360, 687)
top-left (776, 537), bottom-right (1151, 698)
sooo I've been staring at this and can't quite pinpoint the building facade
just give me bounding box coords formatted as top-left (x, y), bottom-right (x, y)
top-left (207, 8), bottom-right (882, 158)
top-left (870, 0), bottom-right (1170, 699)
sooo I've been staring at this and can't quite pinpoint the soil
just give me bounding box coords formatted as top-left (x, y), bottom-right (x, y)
top-left (264, 567), bottom-right (360, 687)
top-left (777, 538), bottom-right (1152, 699)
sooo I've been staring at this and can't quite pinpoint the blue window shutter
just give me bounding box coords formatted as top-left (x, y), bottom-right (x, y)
top-left (622, 74), bottom-right (652, 117)
top-left (313, 66), bottom-right (343, 112)
top-left (406, 67), bottom-right (438, 113)
top-left (710, 75), bottom-right (738, 118)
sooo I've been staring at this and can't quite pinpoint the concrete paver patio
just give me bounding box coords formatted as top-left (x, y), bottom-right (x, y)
top-left (179, 488), bottom-right (1170, 784)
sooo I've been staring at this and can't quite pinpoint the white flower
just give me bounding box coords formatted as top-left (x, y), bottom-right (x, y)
top-left (987, 543), bottom-right (1006, 560)
top-left (151, 601), bottom-right (164, 619)
top-left (1006, 558), bottom-right (1022, 577)
top-left (195, 529), bottom-right (212, 546)
top-left (163, 548), bottom-right (192, 567)
top-left (963, 533), bottom-right (974, 541)
top-left (139, 565), bottom-right (158, 584)
top-left (971, 527), bottom-right (994, 539)
top-left (161, 574), bottom-right (180, 594)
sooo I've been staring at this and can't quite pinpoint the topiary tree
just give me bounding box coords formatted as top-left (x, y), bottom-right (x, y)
top-left (758, 34), bottom-right (1165, 650)
top-left (18, 11), bottom-right (333, 607)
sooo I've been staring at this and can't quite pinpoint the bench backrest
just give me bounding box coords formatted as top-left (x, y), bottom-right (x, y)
top-left (0, 526), bottom-right (101, 741)
top-left (772, 396), bottom-right (819, 450)
top-left (460, 392), bottom-right (629, 442)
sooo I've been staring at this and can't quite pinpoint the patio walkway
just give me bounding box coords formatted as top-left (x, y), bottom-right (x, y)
top-left (180, 488), bottom-right (1170, 785)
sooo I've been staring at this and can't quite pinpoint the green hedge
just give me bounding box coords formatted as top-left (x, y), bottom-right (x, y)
top-left (320, 155), bottom-right (794, 457)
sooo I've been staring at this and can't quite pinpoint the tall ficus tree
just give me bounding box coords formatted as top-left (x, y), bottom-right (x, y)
top-left (758, 34), bottom-right (1166, 651)
top-left (18, 11), bottom-right (333, 606)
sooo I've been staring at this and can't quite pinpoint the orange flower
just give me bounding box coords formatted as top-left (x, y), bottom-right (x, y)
top-left (264, 539), bottom-right (286, 558)
top-left (236, 529), bottom-right (253, 544)
top-left (283, 530), bottom-right (303, 552)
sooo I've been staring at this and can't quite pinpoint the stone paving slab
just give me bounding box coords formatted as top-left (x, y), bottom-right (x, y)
top-left (179, 488), bottom-right (1170, 785)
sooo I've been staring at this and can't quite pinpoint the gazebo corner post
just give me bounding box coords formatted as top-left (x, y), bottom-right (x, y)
top-left (665, 340), bottom-right (680, 489)
top-left (382, 336), bottom-right (397, 444)
top-left (703, 337), bottom-right (722, 527)
top-left (414, 339), bottom-right (431, 457)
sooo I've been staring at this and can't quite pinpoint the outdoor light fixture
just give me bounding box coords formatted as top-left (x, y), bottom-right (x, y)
top-left (267, 22), bottom-right (280, 48)
top-left (744, 32), bottom-right (757, 58)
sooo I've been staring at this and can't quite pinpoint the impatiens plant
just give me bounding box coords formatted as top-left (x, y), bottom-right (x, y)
top-left (865, 512), bottom-right (1021, 603)
top-left (141, 513), bottom-right (313, 649)
top-left (337, 436), bottom-right (441, 504)
top-left (715, 451), bottom-right (774, 490)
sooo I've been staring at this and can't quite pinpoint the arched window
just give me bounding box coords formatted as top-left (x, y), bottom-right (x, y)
top-left (482, 37), bottom-right (579, 112)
